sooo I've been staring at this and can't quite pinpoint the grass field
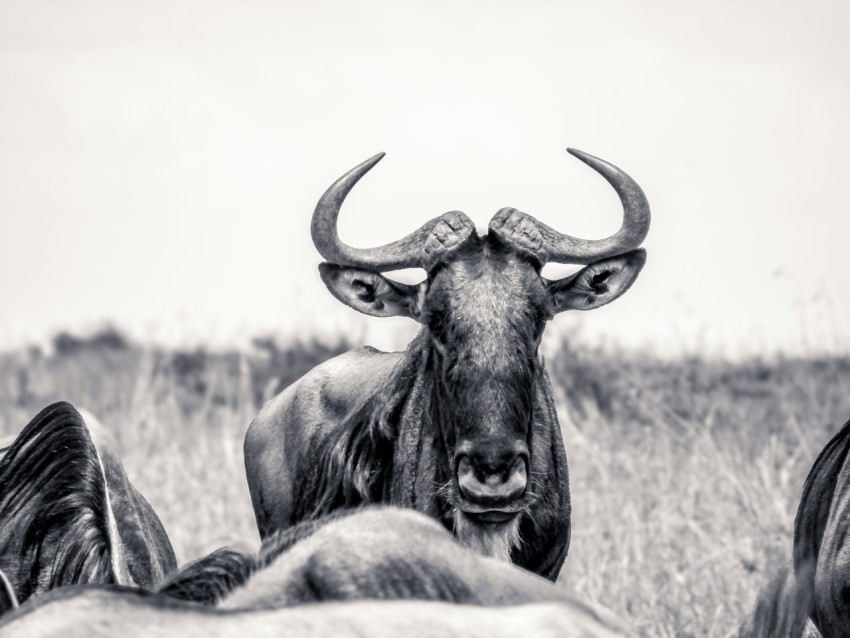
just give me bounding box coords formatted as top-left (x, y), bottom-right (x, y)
top-left (1, 328), bottom-right (848, 636)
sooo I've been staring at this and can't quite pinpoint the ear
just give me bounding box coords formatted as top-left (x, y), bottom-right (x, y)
top-left (546, 249), bottom-right (646, 313)
top-left (319, 263), bottom-right (426, 321)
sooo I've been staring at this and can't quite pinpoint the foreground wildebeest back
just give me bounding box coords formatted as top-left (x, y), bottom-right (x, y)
top-left (792, 417), bottom-right (850, 636)
top-left (3, 509), bottom-right (628, 637)
top-left (216, 508), bottom-right (626, 633)
top-left (154, 508), bottom-right (625, 632)
top-left (0, 401), bottom-right (176, 606)
top-left (245, 148), bottom-right (651, 579)
top-left (0, 588), bottom-right (628, 638)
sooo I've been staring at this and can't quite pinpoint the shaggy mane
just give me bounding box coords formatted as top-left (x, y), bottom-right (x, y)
top-left (793, 418), bottom-right (850, 588)
top-left (157, 511), bottom-right (360, 606)
top-left (290, 335), bottom-right (431, 523)
top-left (157, 548), bottom-right (252, 605)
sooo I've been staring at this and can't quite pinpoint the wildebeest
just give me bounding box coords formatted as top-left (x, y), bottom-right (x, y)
top-left (244, 148), bottom-right (651, 580)
top-left (737, 417), bottom-right (850, 637)
top-left (791, 416), bottom-right (850, 636)
top-left (0, 592), bottom-right (626, 638)
top-left (0, 507), bottom-right (629, 637)
top-left (179, 507), bottom-right (626, 617)
top-left (155, 506), bottom-right (628, 633)
top-left (0, 401), bottom-right (176, 607)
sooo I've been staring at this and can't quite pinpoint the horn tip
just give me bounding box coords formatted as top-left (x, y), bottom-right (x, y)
top-left (567, 147), bottom-right (613, 172)
top-left (345, 152), bottom-right (385, 176)
top-left (356, 152), bottom-right (386, 171)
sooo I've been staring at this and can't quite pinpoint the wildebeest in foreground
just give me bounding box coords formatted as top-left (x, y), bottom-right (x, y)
top-left (0, 592), bottom-right (627, 638)
top-left (245, 148), bottom-right (651, 580)
top-left (737, 417), bottom-right (850, 637)
top-left (791, 416), bottom-right (850, 636)
top-left (164, 507), bottom-right (626, 619)
top-left (0, 401), bottom-right (176, 608)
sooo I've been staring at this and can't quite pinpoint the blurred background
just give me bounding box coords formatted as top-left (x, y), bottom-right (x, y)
top-left (2, 2), bottom-right (849, 635)
top-left (2, 0), bottom-right (849, 358)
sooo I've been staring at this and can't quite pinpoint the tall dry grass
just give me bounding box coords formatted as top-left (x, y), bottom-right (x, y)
top-left (1, 330), bottom-right (849, 636)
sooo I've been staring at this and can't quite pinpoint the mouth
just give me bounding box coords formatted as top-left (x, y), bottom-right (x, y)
top-left (464, 510), bottom-right (517, 524)
top-left (459, 503), bottom-right (522, 525)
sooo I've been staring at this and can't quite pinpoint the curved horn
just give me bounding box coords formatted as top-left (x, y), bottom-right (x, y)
top-left (312, 153), bottom-right (474, 271)
top-left (533, 148), bottom-right (651, 265)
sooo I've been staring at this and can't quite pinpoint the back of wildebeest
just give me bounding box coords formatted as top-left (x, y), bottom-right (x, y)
top-left (216, 507), bottom-right (623, 622)
top-left (155, 507), bottom-right (628, 633)
top-left (0, 585), bottom-right (628, 638)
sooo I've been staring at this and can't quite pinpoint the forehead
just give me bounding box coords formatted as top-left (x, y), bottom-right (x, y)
top-left (427, 236), bottom-right (549, 331)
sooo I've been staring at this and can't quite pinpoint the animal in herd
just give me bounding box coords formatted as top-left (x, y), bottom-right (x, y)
top-left (0, 401), bottom-right (628, 636)
top-left (791, 416), bottom-right (850, 636)
top-left (0, 401), bottom-right (176, 606)
top-left (0, 593), bottom-right (625, 638)
top-left (244, 148), bottom-right (651, 580)
top-left (737, 417), bottom-right (850, 637)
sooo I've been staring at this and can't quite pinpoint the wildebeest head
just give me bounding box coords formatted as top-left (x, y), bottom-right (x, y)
top-left (312, 149), bottom-right (649, 546)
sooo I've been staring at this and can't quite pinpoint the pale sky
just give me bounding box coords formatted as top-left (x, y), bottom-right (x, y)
top-left (2, 0), bottom-right (849, 358)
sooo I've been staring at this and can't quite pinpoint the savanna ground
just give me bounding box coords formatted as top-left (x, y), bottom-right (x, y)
top-left (1, 328), bottom-right (849, 637)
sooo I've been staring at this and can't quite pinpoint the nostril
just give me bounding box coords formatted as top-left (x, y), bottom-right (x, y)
top-left (457, 455), bottom-right (476, 481)
top-left (507, 455), bottom-right (527, 484)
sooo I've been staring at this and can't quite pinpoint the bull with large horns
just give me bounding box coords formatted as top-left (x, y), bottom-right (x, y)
top-left (244, 148), bottom-right (651, 580)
